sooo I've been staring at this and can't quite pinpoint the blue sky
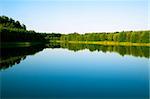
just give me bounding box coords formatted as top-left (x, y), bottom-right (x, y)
top-left (0, 0), bottom-right (149, 33)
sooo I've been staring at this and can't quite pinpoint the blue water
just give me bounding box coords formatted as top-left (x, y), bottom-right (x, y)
top-left (1, 48), bottom-right (149, 99)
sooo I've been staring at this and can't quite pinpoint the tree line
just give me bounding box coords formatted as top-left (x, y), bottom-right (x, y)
top-left (0, 27), bottom-right (48, 42)
top-left (0, 16), bottom-right (149, 43)
top-left (60, 31), bottom-right (150, 43)
top-left (0, 16), bottom-right (47, 42)
top-left (0, 16), bottom-right (26, 30)
top-left (0, 16), bottom-right (61, 42)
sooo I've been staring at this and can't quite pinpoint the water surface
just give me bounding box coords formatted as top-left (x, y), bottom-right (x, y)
top-left (0, 44), bottom-right (149, 99)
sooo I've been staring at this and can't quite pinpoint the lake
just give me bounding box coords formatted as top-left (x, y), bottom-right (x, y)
top-left (0, 43), bottom-right (149, 99)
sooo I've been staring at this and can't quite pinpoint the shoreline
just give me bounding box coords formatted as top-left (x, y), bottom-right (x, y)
top-left (1, 42), bottom-right (46, 48)
top-left (1, 41), bottom-right (150, 48)
top-left (56, 41), bottom-right (150, 47)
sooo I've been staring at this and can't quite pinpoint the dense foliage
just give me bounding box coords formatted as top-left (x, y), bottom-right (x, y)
top-left (0, 16), bottom-right (149, 43)
top-left (0, 16), bottom-right (26, 30)
top-left (0, 16), bottom-right (62, 42)
top-left (0, 27), bottom-right (48, 42)
top-left (0, 16), bottom-right (49, 42)
top-left (60, 31), bottom-right (150, 43)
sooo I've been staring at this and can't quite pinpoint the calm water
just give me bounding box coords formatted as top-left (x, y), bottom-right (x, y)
top-left (0, 43), bottom-right (149, 99)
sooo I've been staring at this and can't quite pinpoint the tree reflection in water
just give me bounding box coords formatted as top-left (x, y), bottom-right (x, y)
top-left (0, 43), bottom-right (149, 70)
top-left (0, 45), bottom-right (45, 70)
top-left (50, 42), bottom-right (150, 58)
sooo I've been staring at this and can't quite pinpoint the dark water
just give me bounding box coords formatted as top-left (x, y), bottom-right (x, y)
top-left (0, 43), bottom-right (149, 99)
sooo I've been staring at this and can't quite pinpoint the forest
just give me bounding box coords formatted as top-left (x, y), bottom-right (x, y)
top-left (60, 31), bottom-right (150, 43)
top-left (0, 16), bottom-right (150, 44)
top-left (0, 16), bottom-right (61, 42)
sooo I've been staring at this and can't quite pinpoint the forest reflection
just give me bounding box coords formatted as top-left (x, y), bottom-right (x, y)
top-left (0, 45), bottom-right (45, 70)
top-left (47, 42), bottom-right (150, 58)
top-left (0, 43), bottom-right (149, 70)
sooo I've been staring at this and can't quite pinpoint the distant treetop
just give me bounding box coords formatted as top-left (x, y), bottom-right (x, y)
top-left (0, 16), bottom-right (26, 30)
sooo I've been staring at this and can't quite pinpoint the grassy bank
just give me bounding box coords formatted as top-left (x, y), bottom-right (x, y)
top-left (1, 42), bottom-right (45, 48)
top-left (56, 41), bottom-right (150, 47)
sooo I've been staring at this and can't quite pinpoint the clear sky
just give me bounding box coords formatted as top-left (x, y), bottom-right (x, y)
top-left (0, 0), bottom-right (149, 33)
